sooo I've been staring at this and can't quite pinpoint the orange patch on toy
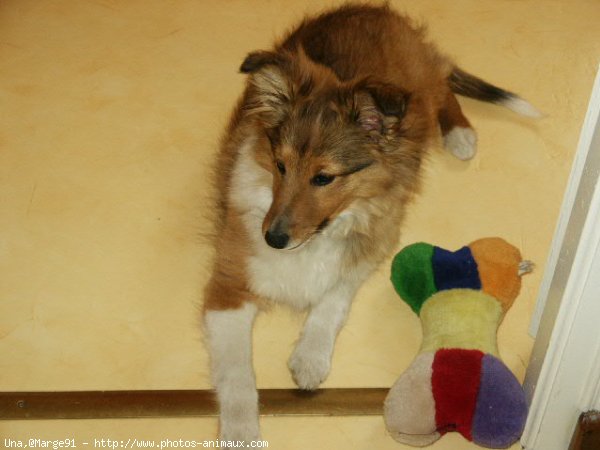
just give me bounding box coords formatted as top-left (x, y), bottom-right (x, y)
top-left (469, 238), bottom-right (522, 312)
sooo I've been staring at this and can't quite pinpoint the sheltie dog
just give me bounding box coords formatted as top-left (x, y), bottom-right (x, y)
top-left (203, 3), bottom-right (539, 441)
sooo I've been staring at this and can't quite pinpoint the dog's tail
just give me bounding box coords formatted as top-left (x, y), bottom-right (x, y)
top-left (449, 67), bottom-right (542, 118)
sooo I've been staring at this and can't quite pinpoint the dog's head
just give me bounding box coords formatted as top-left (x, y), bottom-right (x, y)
top-left (241, 49), bottom-right (430, 250)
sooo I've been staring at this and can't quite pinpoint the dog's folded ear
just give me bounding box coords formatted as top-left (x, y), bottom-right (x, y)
top-left (352, 81), bottom-right (410, 135)
top-left (240, 50), bottom-right (288, 74)
top-left (240, 50), bottom-right (292, 127)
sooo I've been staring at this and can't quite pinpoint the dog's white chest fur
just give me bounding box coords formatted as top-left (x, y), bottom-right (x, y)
top-left (229, 141), bottom-right (351, 309)
top-left (248, 231), bottom-right (346, 308)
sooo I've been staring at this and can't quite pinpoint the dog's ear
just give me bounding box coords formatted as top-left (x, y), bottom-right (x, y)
top-left (240, 50), bottom-right (287, 74)
top-left (352, 81), bottom-right (410, 135)
top-left (241, 51), bottom-right (292, 127)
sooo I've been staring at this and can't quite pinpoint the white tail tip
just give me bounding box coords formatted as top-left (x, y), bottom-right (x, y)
top-left (501, 96), bottom-right (544, 118)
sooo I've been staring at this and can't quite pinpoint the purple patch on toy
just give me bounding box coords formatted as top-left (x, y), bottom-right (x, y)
top-left (432, 245), bottom-right (481, 292)
top-left (471, 354), bottom-right (528, 448)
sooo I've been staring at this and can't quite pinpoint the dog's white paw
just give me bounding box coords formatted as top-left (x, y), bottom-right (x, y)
top-left (219, 414), bottom-right (260, 443)
top-left (218, 380), bottom-right (260, 442)
top-left (288, 343), bottom-right (331, 390)
top-left (443, 126), bottom-right (477, 161)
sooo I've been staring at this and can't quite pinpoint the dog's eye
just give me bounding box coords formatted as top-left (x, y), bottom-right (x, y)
top-left (311, 173), bottom-right (335, 186)
top-left (276, 160), bottom-right (286, 175)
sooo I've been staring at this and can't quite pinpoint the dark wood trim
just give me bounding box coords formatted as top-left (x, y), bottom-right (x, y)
top-left (569, 410), bottom-right (600, 450)
top-left (0, 388), bottom-right (388, 420)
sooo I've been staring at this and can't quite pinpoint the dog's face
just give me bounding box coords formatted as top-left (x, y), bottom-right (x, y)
top-left (241, 50), bottom-right (422, 250)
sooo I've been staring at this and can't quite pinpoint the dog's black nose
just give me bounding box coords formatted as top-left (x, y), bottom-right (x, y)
top-left (265, 230), bottom-right (289, 249)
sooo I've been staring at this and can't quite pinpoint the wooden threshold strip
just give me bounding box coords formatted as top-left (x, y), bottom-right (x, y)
top-left (0, 388), bottom-right (388, 420)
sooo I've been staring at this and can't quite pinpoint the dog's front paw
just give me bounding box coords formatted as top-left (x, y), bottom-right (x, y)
top-left (288, 343), bottom-right (331, 390)
top-left (218, 385), bottom-right (260, 443)
top-left (219, 414), bottom-right (260, 443)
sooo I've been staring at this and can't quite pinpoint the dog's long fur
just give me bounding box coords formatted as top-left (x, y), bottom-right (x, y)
top-left (202, 3), bottom-right (539, 441)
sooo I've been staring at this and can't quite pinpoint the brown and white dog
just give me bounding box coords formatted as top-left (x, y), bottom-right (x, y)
top-left (202, 3), bottom-right (539, 441)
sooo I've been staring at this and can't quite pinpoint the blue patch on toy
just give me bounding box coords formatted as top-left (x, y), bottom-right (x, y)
top-left (432, 246), bottom-right (481, 291)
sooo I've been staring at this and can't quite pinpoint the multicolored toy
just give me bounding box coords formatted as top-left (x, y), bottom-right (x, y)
top-left (384, 237), bottom-right (532, 448)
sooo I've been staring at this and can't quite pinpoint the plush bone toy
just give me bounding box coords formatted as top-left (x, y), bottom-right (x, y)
top-left (384, 238), bottom-right (531, 448)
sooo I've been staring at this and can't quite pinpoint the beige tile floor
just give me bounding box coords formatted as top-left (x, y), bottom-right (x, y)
top-left (1, 0), bottom-right (600, 448)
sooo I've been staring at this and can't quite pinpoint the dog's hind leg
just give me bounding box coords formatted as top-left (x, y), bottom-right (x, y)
top-left (204, 283), bottom-right (260, 441)
top-left (438, 91), bottom-right (478, 161)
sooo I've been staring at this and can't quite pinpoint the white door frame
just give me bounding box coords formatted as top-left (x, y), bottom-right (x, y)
top-left (521, 65), bottom-right (600, 450)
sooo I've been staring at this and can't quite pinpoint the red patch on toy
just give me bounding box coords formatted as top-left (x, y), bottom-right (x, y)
top-left (432, 348), bottom-right (484, 441)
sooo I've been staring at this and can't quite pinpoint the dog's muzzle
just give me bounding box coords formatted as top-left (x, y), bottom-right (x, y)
top-left (264, 218), bottom-right (290, 249)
